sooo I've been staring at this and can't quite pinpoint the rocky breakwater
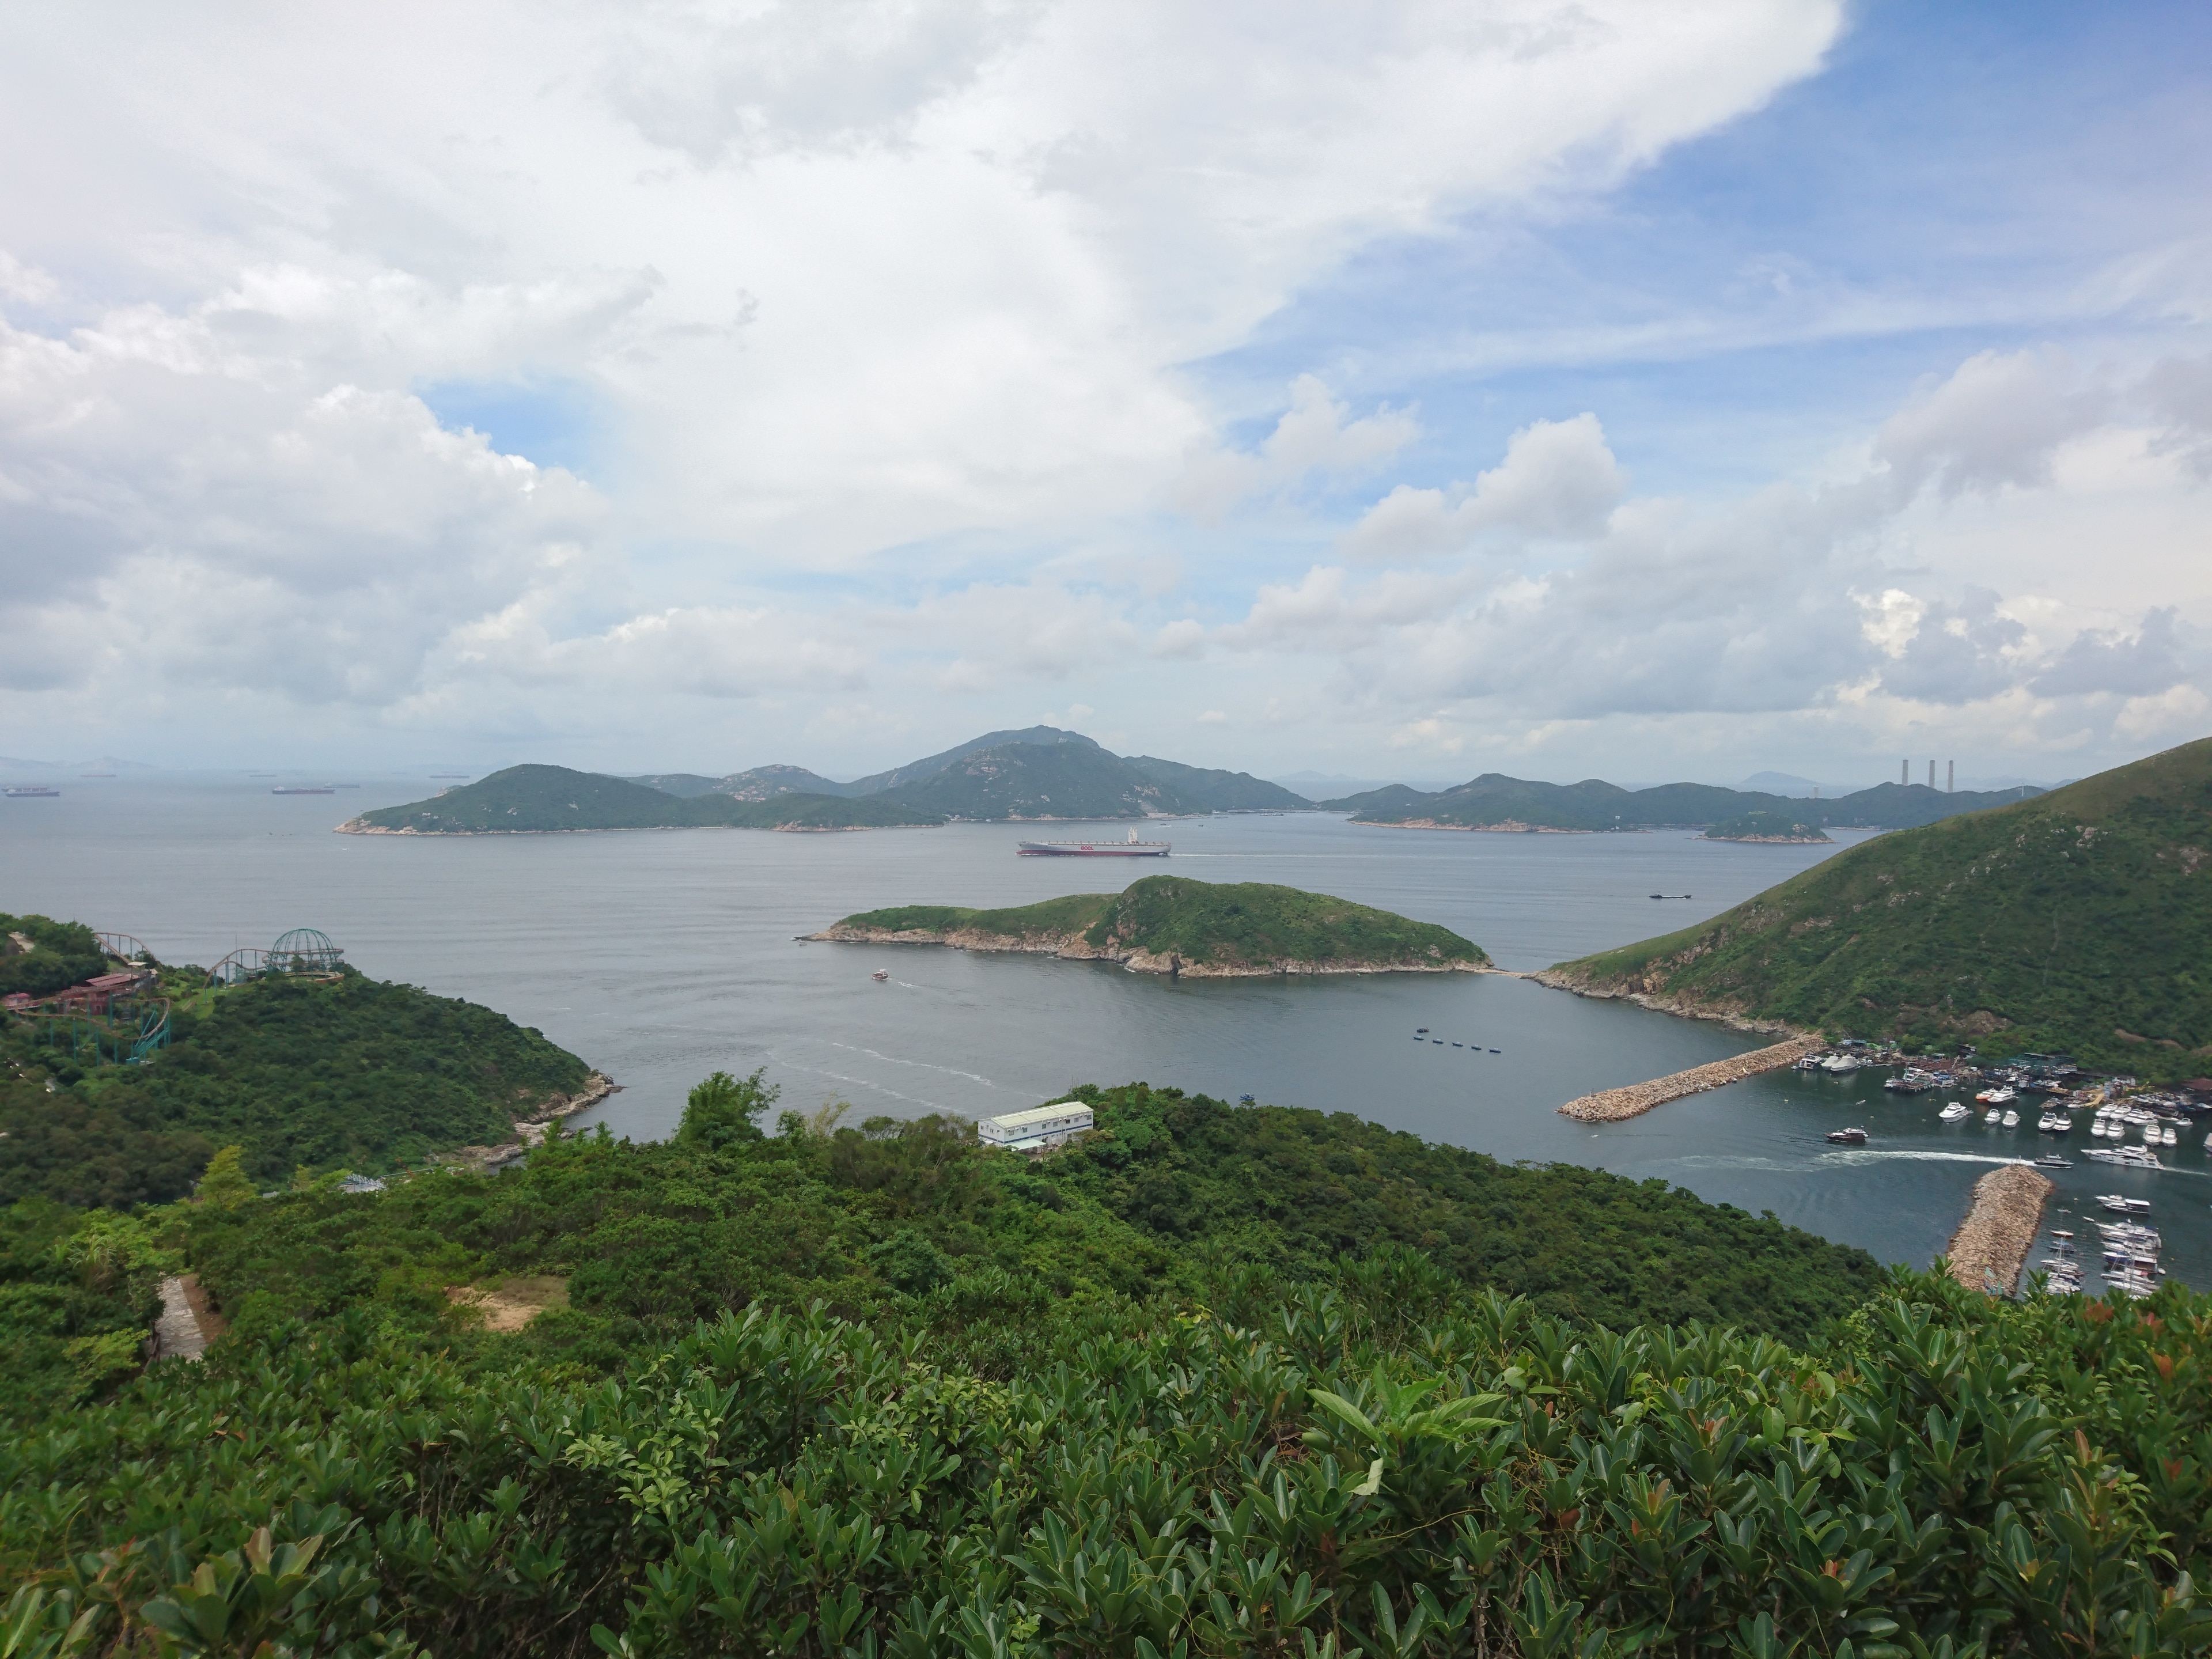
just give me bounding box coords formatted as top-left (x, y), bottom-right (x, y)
top-left (444, 1070), bottom-right (620, 1169)
top-left (1557, 1033), bottom-right (1825, 1122)
top-left (1944, 1164), bottom-right (2054, 1296)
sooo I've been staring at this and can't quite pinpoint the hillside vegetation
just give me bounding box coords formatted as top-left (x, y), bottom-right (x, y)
top-left (1334, 772), bottom-right (2039, 832)
top-left (1, 961), bottom-right (594, 1201)
top-left (1548, 736), bottom-right (2212, 1075)
top-left (347, 764), bottom-right (942, 833)
top-left (829, 875), bottom-right (1488, 971)
top-left (0, 912), bottom-right (109, 999)
top-left (6, 1077), bottom-right (2210, 1656)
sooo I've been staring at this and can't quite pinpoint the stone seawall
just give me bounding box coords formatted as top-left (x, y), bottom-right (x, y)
top-left (1557, 1033), bottom-right (1826, 1122)
top-left (1945, 1164), bottom-right (2054, 1296)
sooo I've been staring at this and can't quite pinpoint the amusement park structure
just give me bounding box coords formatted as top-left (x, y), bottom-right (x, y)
top-left (10, 925), bottom-right (346, 1070)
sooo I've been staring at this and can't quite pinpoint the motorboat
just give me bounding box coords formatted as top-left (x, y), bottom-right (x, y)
top-left (2163, 1124), bottom-right (2179, 1146)
top-left (1983, 1108), bottom-right (2002, 1124)
top-left (1825, 1127), bottom-right (1869, 1145)
top-left (1794, 1055), bottom-right (1825, 1072)
top-left (2002, 1109), bottom-right (2019, 1127)
top-left (871, 969), bottom-right (889, 982)
top-left (1822, 1054), bottom-right (1862, 1074)
top-left (2034, 1154), bottom-right (2073, 1169)
top-left (2097, 1195), bottom-right (2153, 1214)
top-left (1938, 1101), bottom-right (1970, 1122)
top-left (1976, 1086), bottom-right (2016, 1105)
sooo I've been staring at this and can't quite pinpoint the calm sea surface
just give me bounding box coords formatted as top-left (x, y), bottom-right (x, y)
top-left (6, 776), bottom-right (2198, 1291)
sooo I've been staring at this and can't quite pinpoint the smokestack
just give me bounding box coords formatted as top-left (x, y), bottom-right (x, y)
top-left (1901, 759), bottom-right (1908, 785)
top-left (1928, 759), bottom-right (1935, 788)
top-left (1948, 760), bottom-right (1954, 793)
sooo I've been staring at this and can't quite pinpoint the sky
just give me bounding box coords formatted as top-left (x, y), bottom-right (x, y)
top-left (3, 0), bottom-right (2209, 787)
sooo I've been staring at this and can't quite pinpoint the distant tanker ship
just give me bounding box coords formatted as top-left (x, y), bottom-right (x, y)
top-left (1016, 826), bottom-right (1171, 857)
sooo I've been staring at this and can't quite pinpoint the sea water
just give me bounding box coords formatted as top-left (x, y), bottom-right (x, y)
top-left (4, 775), bottom-right (2197, 1289)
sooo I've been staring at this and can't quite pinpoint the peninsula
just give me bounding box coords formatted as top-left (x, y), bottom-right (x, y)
top-left (812, 874), bottom-right (1488, 976)
top-left (342, 765), bottom-right (942, 834)
top-left (1540, 735), bottom-right (2212, 1078)
top-left (1703, 810), bottom-right (1831, 843)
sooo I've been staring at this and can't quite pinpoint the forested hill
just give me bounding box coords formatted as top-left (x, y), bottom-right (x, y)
top-left (344, 764), bottom-right (941, 832)
top-left (1, 961), bottom-right (597, 1205)
top-left (823, 874), bottom-right (1488, 972)
top-left (1546, 735), bottom-right (2212, 1075)
top-left (1330, 771), bottom-right (2040, 831)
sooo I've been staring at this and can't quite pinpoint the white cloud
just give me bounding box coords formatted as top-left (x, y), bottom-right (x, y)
top-left (1174, 374), bottom-right (1419, 521)
top-left (1342, 414), bottom-right (1627, 559)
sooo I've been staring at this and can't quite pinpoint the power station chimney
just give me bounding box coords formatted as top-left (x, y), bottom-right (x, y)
top-left (1901, 759), bottom-right (1908, 785)
top-left (1947, 760), bottom-right (1954, 793)
top-left (1928, 759), bottom-right (1936, 788)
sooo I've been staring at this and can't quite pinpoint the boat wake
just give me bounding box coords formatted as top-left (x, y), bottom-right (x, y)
top-left (824, 1041), bottom-right (1005, 1090)
top-left (1819, 1150), bottom-right (2044, 1168)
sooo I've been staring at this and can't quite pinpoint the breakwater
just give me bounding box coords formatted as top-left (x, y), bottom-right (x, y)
top-left (1945, 1164), bottom-right (2054, 1296)
top-left (1557, 1033), bottom-right (1825, 1122)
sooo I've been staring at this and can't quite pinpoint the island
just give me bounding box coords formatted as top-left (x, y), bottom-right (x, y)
top-left (810, 874), bottom-right (1488, 976)
top-left (340, 764), bottom-right (944, 834)
top-left (1702, 810), bottom-right (1832, 843)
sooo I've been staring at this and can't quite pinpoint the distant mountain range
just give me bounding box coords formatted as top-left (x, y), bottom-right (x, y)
top-left (350, 726), bottom-right (2063, 837)
top-left (352, 729), bottom-right (1313, 832)
top-left (1321, 774), bottom-right (2044, 833)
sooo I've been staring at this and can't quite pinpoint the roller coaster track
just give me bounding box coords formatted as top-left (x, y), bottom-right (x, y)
top-left (97, 931), bottom-right (151, 963)
top-left (207, 948), bottom-right (271, 987)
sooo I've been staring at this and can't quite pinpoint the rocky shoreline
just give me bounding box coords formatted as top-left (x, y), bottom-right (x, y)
top-left (442, 1071), bottom-right (620, 1169)
top-left (1556, 1033), bottom-right (1825, 1121)
top-left (1528, 967), bottom-right (1809, 1037)
top-left (336, 820), bottom-right (907, 836)
top-left (1944, 1164), bottom-right (2054, 1295)
top-left (806, 923), bottom-right (1488, 979)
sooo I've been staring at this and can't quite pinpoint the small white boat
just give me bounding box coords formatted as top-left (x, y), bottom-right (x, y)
top-left (2142, 1122), bottom-right (2162, 1143)
top-left (2162, 1125), bottom-right (2178, 1146)
top-left (2002, 1109), bottom-right (2019, 1127)
top-left (2097, 1195), bottom-right (2154, 1214)
top-left (870, 969), bottom-right (889, 982)
top-left (2035, 1154), bottom-right (2073, 1169)
top-left (1938, 1101), bottom-right (1970, 1122)
top-left (1984, 1109), bottom-right (2002, 1124)
top-left (1976, 1086), bottom-right (2016, 1106)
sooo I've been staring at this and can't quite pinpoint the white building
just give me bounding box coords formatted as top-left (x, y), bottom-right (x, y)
top-left (977, 1101), bottom-right (1094, 1151)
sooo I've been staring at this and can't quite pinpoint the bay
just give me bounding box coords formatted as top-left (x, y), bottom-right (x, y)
top-left (5, 775), bottom-right (2195, 1292)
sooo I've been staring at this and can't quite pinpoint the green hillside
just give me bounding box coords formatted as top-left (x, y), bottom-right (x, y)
top-left (1123, 754), bottom-right (1313, 809)
top-left (2, 966), bottom-right (596, 1199)
top-left (349, 764), bottom-right (941, 832)
top-left (832, 874), bottom-right (1487, 969)
top-left (9, 1075), bottom-right (2211, 1656)
top-left (0, 912), bottom-right (109, 999)
top-left (1343, 771), bottom-right (2041, 831)
top-left (1550, 736), bottom-right (2212, 1074)
top-left (878, 740), bottom-right (1191, 819)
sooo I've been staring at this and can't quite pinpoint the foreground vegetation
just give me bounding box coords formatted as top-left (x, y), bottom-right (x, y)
top-left (2, 952), bottom-right (594, 1205)
top-left (1, 1078), bottom-right (2206, 1655)
top-left (830, 877), bottom-right (1488, 971)
top-left (1550, 736), bottom-right (2212, 1075)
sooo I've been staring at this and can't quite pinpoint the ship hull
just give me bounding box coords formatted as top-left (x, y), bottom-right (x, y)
top-left (1017, 843), bottom-right (1171, 857)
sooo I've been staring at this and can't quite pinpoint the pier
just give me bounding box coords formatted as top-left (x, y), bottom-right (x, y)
top-left (1944, 1164), bottom-right (2054, 1296)
top-left (1557, 1033), bottom-right (1824, 1122)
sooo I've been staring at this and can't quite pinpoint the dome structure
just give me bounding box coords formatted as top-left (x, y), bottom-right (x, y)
top-left (268, 927), bottom-right (344, 974)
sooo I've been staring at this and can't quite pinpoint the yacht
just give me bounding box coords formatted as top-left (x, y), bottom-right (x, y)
top-left (1983, 1108), bottom-right (2002, 1124)
top-left (1975, 1085), bottom-right (2016, 1106)
top-left (2002, 1108), bottom-right (2019, 1127)
top-left (2096, 1196), bottom-right (2154, 1216)
top-left (2162, 1124), bottom-right (2179, 1146)
top-left (2033, 1154), bottom-right (2073, 1169)
top-left (1824, 1127), bottom-right (1869, 1145)
top-left (1938, 1101), bottom-right (1970, 1122)
top-left (1821, 1054), bottom-right (1862, 1074)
